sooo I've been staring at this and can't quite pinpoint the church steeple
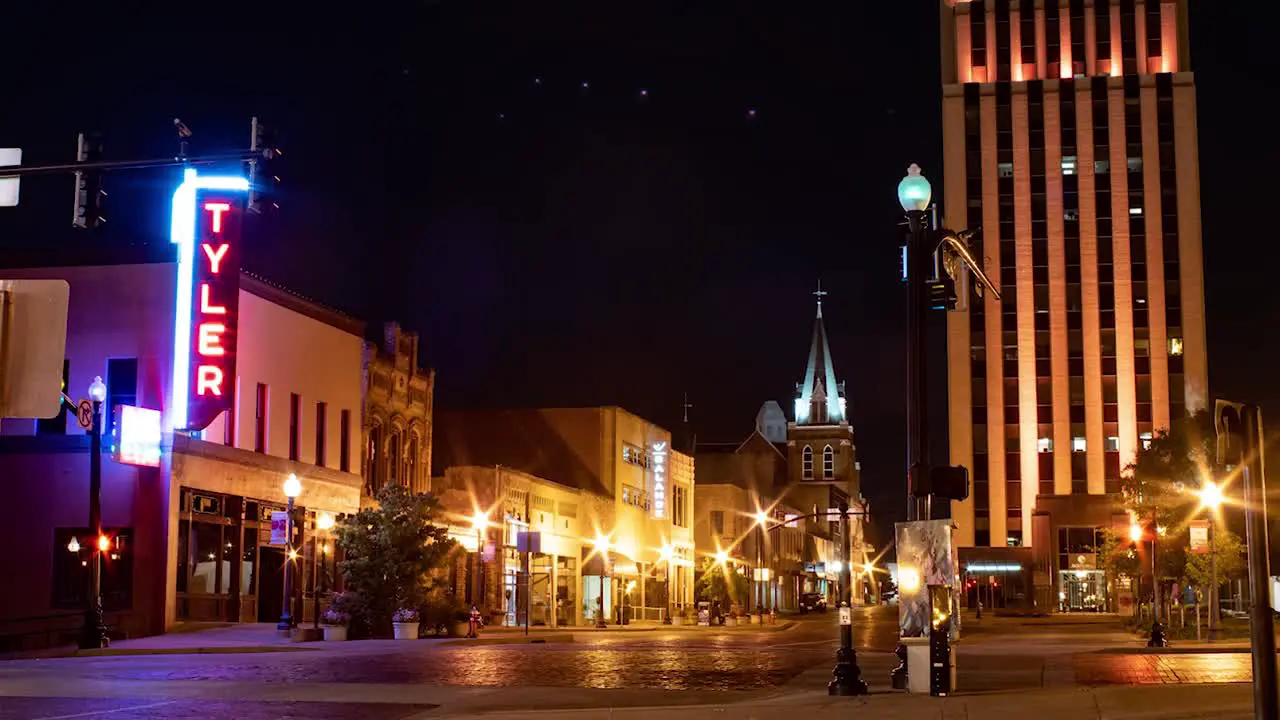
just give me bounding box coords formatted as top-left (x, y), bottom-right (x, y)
top-left (794, 281), bottom-right (847, 425)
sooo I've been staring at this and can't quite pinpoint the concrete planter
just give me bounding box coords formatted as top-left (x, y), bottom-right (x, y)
top-left (449, 621), bottom-right (471, 638)
top-left (322, 625), bottom-right (348, 642)
top-left (671, 616), bottom-right (684, 627)
top-left (725, 616), bottom-right (738, 628)
top-left (393, 622), bottom-right (420, 640)
top-left (750, 614), bottom-right (762, 625)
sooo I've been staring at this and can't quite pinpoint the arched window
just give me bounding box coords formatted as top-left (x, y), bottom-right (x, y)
top-left (406, 435), bottom-right (419, 490)
top-left (387, 431), bottom-right (402, 486)
top-left (802, 446), bottom-right (813, 479)
top-left (823, 445), bottom-right (835, 478)
top-left (367, 424), bottom-right (383, 493)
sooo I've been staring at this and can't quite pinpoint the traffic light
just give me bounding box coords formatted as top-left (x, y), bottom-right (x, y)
top-left (247, 116), bottom-right (281, 214)
top-left (1214, 399), bottom-right (1247, 468)
top-left (927, 277), bottom-right (957, 310)
top-left (72, 132), bottom-right (106, 228)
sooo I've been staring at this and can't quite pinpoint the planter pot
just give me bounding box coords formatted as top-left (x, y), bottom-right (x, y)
top-left (671, 616), bottom-right (684, 627)
top-left (725, 616), bottom-right (738, 628)
top-left (751, 614), bottom-right (762, 625)
top-left (323, 625), bottom-right (348, 642)
top-left (393, 622), bottom-right (420, 640)
top-left (450, 621), bottom-right (471, 638)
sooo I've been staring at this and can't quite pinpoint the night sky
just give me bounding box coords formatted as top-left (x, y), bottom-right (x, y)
top-left (1, 2), bottom-right (1271, 538)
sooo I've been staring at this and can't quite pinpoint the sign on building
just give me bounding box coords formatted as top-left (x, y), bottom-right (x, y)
top-left (650, 441), bottom-right (668, 518)
top-left (1189, 520), bottom-right (1210, 554)
top-left (0, 279), bottom-right (69, 419)
top-left (169, 170), bottom-right (249, 431)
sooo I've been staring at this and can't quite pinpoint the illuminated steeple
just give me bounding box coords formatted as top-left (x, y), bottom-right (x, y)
top-left (794, 282), bottom-right (847, 425)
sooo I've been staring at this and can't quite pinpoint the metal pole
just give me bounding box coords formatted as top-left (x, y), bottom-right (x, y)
top-left (829, 502), bottom-right (868, 695)
top-left (278, 496), bottom-right (294, 633)
top-left (906, 209), bottom-right (930, 522)
top-left (79, 399), bottom-right (108, 649)
top-left (1208, 513), bottom-right (1221, 641)
top-left (1241, 405), bottom-right (1277, 720)
top-left (0, 151), bottom-right (257, 178)
top-left (1148, 522), bottom-right (1167, 647)
top-left (312, 527), bottom-right (322, 631)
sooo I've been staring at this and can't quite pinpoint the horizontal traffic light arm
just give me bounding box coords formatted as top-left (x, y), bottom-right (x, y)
top-left (0, 151), bottom-right (258, 179)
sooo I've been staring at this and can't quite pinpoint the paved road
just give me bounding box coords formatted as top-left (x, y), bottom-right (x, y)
top-left (0, 608), bottom-right (1267, 719)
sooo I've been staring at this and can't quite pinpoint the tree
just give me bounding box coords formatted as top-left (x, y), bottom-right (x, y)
top-left (696, 563), bottom-right (749, 608)
top-left (1122, 410), bottom-right (1216, 530)
top-left (335, 484), bottom-right (455, 636)
top-left (1184, 529), bottom-right (1246, 589)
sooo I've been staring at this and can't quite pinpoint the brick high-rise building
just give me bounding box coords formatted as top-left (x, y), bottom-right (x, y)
top-left (939, 1), bottom-right (1207, 610)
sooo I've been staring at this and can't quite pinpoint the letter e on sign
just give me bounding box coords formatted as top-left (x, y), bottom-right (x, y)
top-left (184, 192), bottom-right (243, 431)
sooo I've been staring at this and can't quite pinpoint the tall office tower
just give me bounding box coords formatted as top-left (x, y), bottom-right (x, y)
top-left (939, 1), bottom-right (1206, 608)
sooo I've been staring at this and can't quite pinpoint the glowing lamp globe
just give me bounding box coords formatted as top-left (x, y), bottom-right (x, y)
top-left (283, 473), bottom-right (302, 498)
top-left (88, 376), bottom-right (107, 403)
top-left (897, 163), bottom-right (932, 212)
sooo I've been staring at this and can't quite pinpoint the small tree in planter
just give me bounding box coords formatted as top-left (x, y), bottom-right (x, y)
top-left (392, 607), bottom-right (420, 640)
top-left (335, 485), bottom-right (456, 637)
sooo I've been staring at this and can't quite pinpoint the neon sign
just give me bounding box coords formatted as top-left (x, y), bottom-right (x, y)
top-left (650, 441), bottom-right (668, 518)
top-left (169, 169), bottom-right (249, 431)
top-left (112, 405), bottom-right (162, 467)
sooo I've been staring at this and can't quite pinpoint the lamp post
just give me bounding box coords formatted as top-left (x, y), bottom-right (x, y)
top-left (660, 544), bottom-right (674, 624)
top-left (1199, 480), bottom-right (1224, 641)
top-left (829, 502), bottom-right (869, 695)
top-left (471, 510), bottom-right (489, 614)
top-left (313, 512), bottom-right (335, 630)
top-left (898, 164), bottom-right (933, 523)
top-left (279, 473), bottom-right (301, 634)
top-left (1146, 518), bottom-right (1167, 647)
top-left (79, 376), bottom-right (109, 650)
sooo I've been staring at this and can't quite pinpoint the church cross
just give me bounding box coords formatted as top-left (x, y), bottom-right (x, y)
top-left (681, 392), bottom-right (693, 423)
top-left (814, 280), bottom-right (828, 306)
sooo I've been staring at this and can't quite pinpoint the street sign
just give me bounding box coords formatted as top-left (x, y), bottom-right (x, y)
top-left (516, 530), bottom-right (542, 554)
top-left (76, 400), bottom-right (93, 429)
top-left (269, 511), bottom-right (288, 545)
top-left (0, 148), bottom-right (20, 206)
top-left (839, 606), bottom-right (853, 626)
top-left (0, 279), bottom-right (70, 419)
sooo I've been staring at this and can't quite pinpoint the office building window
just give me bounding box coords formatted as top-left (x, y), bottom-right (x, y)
top-left (672, 485), bottom-right (689, 528)
top-left (339, 409), bottom-right (351, 472)
top-left (315, 402), bottom-right (327, 467)
top-left (254, 383), bottom-right (268, 453)
top-left (53, 527), bottom-right (133, 610)
top-left (288, 394), bottom-right (301, 461)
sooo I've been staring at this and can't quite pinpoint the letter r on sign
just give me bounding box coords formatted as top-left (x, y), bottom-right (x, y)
top-left (196, 366), bottom-right (224, 396)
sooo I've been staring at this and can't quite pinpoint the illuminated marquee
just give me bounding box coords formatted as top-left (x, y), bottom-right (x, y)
top-left (169, 169), bottom-right (249, 431)
top-left (650, 441), bottom-right (668, 519)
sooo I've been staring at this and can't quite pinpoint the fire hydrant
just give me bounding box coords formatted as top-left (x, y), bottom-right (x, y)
top-left (467, 606), bottom-right (482, 639)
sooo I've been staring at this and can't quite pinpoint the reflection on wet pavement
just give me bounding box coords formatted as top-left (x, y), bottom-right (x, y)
top-left (1076, 653), bottom-right (1255, 685)
top-left (0, 697), bottom-right (435, 719)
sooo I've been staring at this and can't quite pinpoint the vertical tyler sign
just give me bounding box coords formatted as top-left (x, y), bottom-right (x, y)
top-left (650, 441), bottom-right (668, 518)
top-left (170, 170), bottom-right (250, 432)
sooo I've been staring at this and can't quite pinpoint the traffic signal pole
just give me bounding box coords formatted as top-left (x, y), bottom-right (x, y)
top-left (1240, 404), bottom-right (1277, 720)
top-left (0, 151), bottom-right (254, 178)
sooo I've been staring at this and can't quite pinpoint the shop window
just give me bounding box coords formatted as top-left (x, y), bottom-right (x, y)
top-left (52, 527), bottom-right (134, 611)
top-left (104, 358), bottom-right (138, 442)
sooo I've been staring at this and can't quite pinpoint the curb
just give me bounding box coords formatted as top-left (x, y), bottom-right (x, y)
top-left (4, 645), bottom-right (314, 660)
top-left (441, 633), bottom-right (575, 647)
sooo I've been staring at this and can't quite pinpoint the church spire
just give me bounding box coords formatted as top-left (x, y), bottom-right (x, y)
top-left (795, 281), bottom-right (846, 425)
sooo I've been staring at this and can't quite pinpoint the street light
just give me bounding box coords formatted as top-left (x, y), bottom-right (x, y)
top-left (79, 376), bottom-right (109, 650)
top-left (898, 164), bottom-right (932, 524)
top-left (279, 473), bottom-right (301, 634)
top-left (312, 512), bottom-right (335, 631)
top-left (660, 543), bottom-right (674, 624)
top-left (1199, 480), bottom-right (1224, 641)
top-left (753, 510), bottom-right (770, 615)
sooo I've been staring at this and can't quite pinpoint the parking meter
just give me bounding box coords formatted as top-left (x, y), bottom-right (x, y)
top-left (928, 585), bottom-right (953, 697)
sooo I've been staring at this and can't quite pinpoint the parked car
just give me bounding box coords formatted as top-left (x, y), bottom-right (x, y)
top-left (799, 593), bottom-right (827, 613)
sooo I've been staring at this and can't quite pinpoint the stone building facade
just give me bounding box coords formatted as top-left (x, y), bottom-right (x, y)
top-left (362, 323), bottom-right (435, 500)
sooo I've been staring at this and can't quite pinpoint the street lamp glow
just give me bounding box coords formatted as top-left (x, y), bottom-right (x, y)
top-left (829, 561), bottom-right (843, 574)
top-left (1129, 523), bottom-right (1144, 543)
top-left (317, 513), bottom-right (335, 531)
top-left (97, 535), bottom-right (111, 552)
top-left (471, 510), bottom-right (489, 531)
top-left (283, 473), bottom-right (302, 498)
top-left (659, 543), bottom-right (673, 560)
top-left (593, 533), bottom-right (611, 553)
top-left (753, 510), bottom-right (770, 527)
top-left (714, 549), bottom-right (729, 565)
top-left (1199, 481), bottom-right (1224, 510)
top-left (88, 376), bottom-right (107, 403)
top-left (897, 163), bottom-right (932, 212)
top-left (67, 537), bottom-right (81, 553)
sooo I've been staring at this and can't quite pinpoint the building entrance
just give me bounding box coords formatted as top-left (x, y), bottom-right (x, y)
top-left (1059, 570), bottom-right (1106, 612)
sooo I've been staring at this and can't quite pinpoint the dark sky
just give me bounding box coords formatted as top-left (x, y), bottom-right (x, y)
top-left (1, 2), bottom-right (1272, 538)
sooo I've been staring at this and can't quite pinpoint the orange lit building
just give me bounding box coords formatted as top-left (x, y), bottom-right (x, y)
top-left (940, 0), bottom-right (1207, 610)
